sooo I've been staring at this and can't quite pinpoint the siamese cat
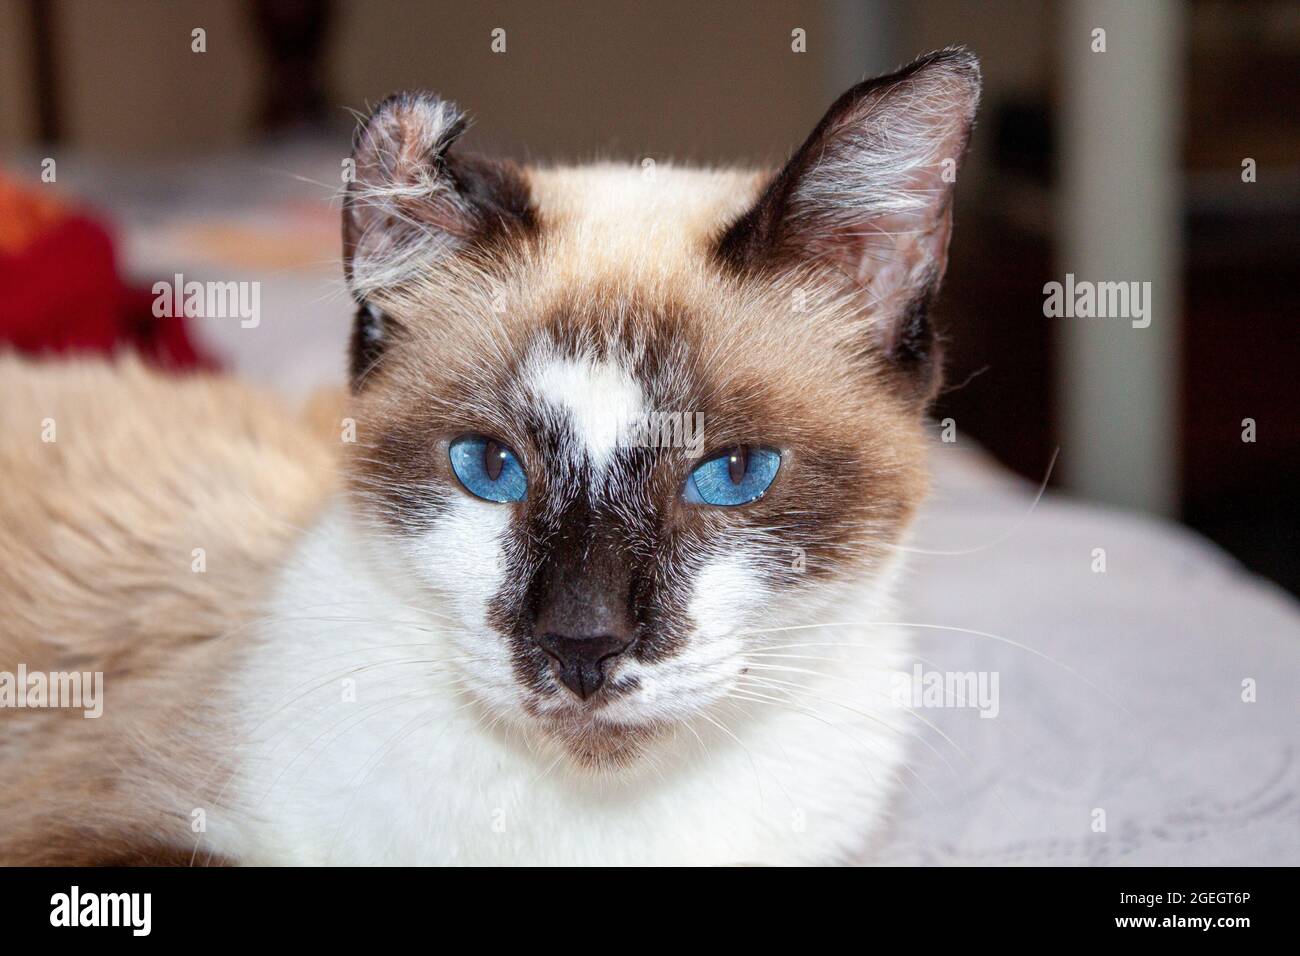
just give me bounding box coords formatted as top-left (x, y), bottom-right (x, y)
top-left (0, 49), bottom-right (979, 865)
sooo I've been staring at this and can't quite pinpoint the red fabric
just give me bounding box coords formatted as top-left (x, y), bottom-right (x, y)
top-left (0, 189), bottom-right (213, 370)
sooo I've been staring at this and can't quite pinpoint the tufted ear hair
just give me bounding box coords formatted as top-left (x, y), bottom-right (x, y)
top-left (716, 48), bottom-right (981, 403)
top-left (341, 92), bottom-right (535, 388)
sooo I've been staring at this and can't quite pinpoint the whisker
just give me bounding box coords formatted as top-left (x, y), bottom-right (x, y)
top-left (694, 710), bottom-right (770, 810)
top-left (733, 674), bottom-right (968, 780)
top-left (724, 688), bottom-right (934, 805)
top-left (886, 447), bottom-right (1059, 556)
top-left (746, 620), bottom-right (1130, 716)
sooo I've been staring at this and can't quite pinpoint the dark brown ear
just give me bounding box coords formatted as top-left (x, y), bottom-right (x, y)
top-left (716, 48), bottom-right (981, 402)
top-left (342, 92), bottom-right (535, 387)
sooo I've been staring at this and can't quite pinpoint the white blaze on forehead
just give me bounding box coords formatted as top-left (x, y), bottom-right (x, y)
top-left (522, 349), bottom-right (646, 473)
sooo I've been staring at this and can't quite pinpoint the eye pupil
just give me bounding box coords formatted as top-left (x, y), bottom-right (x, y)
top-left (484, 439), bottom-right (506, 481)
top-left (727, 447), bottom-right (748, 485)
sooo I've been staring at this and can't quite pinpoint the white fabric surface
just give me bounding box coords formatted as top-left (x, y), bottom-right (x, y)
top-left (874, 447), bottom-right (1300, 865)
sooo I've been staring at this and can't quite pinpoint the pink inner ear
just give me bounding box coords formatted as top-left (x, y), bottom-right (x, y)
top-left (790, 59), bottom-right (977, 303)
top-left (362, 107), bottom-right (477, 240)
top-left (717, 49), bottom-right (978, 285)
top-left (343, 94), bottom-right (476, 295)
top-left (855, 200), bottom-right (956, 313)
top-left (342, 92), bottom-right (536, 300)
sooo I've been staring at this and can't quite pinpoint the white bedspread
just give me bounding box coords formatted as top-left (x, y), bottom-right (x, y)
top-left (873, 446), bottom-right (1300, 865)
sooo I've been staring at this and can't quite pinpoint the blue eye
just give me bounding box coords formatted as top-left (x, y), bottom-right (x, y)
top-left (684, 447), bottom-right (781, 506)
top-left (449, 435), bottom-right (527, 503)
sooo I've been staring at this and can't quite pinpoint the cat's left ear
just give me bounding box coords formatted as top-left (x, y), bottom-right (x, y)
top-left (342, 92), bottom-right (535, 388)
top-left (716, 48), bottom-right (981, 402)
top-left (343, 92), bottom-right (535, 297)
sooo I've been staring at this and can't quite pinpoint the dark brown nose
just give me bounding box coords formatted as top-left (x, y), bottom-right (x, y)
top-left (534, 632), bottom-right (631, 700)
top-left (526, 498), bottom-right (642, 701)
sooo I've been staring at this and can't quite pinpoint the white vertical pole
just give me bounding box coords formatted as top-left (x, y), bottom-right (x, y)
top-left (1059, 0), bottom-right (1184, 515)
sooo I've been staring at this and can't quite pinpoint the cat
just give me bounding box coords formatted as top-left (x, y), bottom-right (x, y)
top-left (0, 48), bottom-right (979, 865)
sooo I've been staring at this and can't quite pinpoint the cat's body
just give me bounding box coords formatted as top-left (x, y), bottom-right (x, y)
top-left (0, 357), bottom-right (336, 864)
top-left (0, 50), bottom-right (979, 865)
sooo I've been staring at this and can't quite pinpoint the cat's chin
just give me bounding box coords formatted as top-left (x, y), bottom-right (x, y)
top-left (537, 711), bottom-right (665, 772)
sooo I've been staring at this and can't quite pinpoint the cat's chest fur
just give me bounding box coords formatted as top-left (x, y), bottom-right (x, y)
top-left (211, 504), bottom-right (909, 866)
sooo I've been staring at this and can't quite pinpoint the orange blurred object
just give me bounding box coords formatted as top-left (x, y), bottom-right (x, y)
top-left (0, 173), bottom-right (69, 255)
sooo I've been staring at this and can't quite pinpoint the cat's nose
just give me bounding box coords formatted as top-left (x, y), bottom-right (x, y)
top-left (535, 632), bottom-right (631, 700)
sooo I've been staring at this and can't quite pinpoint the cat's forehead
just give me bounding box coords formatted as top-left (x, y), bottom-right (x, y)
top-left (373, 162), bottom-right (792, 388)
top-left (525, 163), bottom-right (765, 277)
top-left (374, 161), bottom-right (861, 410)
top-left (373, 235), bottom-right (908, 483)
top-left (490, 288), bottom-right (847, 465)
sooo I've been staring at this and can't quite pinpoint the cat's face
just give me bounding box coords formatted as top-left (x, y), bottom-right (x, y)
top-left (340, 50), bottom-right (980, 768)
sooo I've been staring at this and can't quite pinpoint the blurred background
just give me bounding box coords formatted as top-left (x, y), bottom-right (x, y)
top-left (1, 0), bottom-right (1296, 592)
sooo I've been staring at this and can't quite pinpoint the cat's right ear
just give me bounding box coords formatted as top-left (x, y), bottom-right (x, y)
top-left (715, 49), bottom-right (980, 404)
top-left (342, 92), bottom-right (535, 388)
